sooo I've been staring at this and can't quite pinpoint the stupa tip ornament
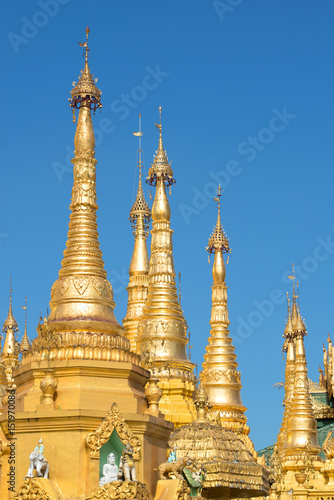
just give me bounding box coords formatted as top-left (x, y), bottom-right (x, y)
top-left (287, 264), bottom-right (306, 335)
top-left (129, 168), bottom-right (151, 226)
top-left (129, 115), bottom-right (151, 229)
top-left (283, 293), bottom-right (294, 344)
top-left (147, 107), bottom-right (174, 186)
top-left (2, 282), bottom-right (18, 334)
top-left (194, 378), bottom-right (211, 422)
top-left (20, 297), bottom-right (31, 353)
top-left (206, 185), bottom-right (229, 256)
top-left (69, 26), bottom-right (102, 123)
top-left (2, 282), bottom-right (19, 370)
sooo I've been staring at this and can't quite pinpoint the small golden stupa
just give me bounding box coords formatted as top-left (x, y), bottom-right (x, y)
top-left (123, 115), bottom-right (151, 352)
top-left (269, 271), bottom-right (334, 500)
top-left (167, 382), bottom-right (269, 498)
top-left (136, 108), bottom-right (196, 426)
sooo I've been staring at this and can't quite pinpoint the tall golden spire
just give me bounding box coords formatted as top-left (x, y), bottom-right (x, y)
top-left (284, 281), bottom-right (320, 458)
top-left (202, 188), bottom-right (248, 434)
top-left (137, 107), bottom-right (196, 425)
top-left (123, 115), bottom-right (151, 351)
top-left (48, 28), bottom-right (122, 336)
top-left (272, 295), bottom-right (296, 471)
top-left (1, 281), bottom-right (19, 388)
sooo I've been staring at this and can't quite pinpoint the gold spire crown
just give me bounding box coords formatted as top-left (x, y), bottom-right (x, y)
top-left (69, 26), bottom-right (102, 121)
top-left (206, 186), bottom-right (229, 255)
top-left (287, 265), bottom-right (306, 335)
top-left (194, 378), bottom-right (211, 421)
top-left (147, 107), bottom-right (174, 186)
top-left (20, 297), bottom-right (31, 352)
top-left (3, 280), bottom-right (18, 333)
top-left (295, 282), bottom-right (307, 333)
top-left (283, 293), bottom-right (293, 341)
top-left (129, 115), bottom-right (151, 231)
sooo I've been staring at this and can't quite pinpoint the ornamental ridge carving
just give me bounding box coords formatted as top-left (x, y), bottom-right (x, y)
top-left (313, 497), bottom-right (334, 500)
top-left (10, 478), bottom-right (52, 500)
top-left (53, 276), bottom-right (112, 299)
top-left (106, 281), bottom-right (114, 300)
top-left (203, 368), bottom-right (241, 383)
top-left (295, 376), bottom-right (307, 390)
top-left (73, 276), bottom-right (90, 295)
top-left (87, 480), bottom-right (152, 500)
top-left (85, 402), bottom-right (141, 459)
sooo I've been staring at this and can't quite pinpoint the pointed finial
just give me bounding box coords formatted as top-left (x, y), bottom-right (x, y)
top-left (295, 284), bottom-right (306, 335)
top-left (206, 185), bottom-right (230, 255)
top-left (287, 263), bottom-right (296, 295)
top-left (155, 106), bottom-right (162, 133)
top-left (283, 292), bottom-right (294, 341)
top-left (20, 297), bottom-right (31, 352)
top-left (286, 269), bottom-right (306, 336)
top-left (22, 296), bottom-right (27, 328)
top-left (80, 26), bottom-right (90, 64)
top-left (69, 27), bottom-right (102, 121)
top-left (287, 263), bottom-right (299, 331)
top-left (147, 106), bottom-right (174, 186)
top-left (129, 114), bottom-right (151, 233)
top-left (3, 277), bottom-right (18, 332)
top-left (194, 376), bottom-right (211, 421)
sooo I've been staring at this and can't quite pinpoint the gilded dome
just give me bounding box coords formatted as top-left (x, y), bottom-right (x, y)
top-left (168, 384), bottom-right (269, 498)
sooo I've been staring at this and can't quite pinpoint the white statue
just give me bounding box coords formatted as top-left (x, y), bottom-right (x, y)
top-left (26, 437), bottom-right (49, 478)
top-left (99, 452), bottom-right (119, 486)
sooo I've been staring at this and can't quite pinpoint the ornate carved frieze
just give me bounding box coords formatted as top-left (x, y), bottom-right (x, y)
top-left (27, 331), bottom-right (140, 364)
top-left (87, 481), bottom-right (152, 500)
top-left (51, 275), bottom-right (112, 300)
top-left (10, 478), bottom-right (52, 500)
top-left (203, 368), bottom-right (241, 383)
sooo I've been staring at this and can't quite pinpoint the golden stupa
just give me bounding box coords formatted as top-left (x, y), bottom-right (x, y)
top-left (167, 382), bottom-right (269, 499)
top-left (137, 108), bottom-right (196, 426)
top-left (268, 270), bottom-right (334, 500)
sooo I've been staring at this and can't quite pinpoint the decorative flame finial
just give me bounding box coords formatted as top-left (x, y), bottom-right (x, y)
top-left (147, 106), bottom-right (174, 186)
top-left (69, 27), bottom-right (102, 123)
top-left (3, 277), bottom-right (18, 333)
top-left (287, 263), bottom-right (296, 295)
top-left (287, 264), bottom-right (305, 333)
top-left (155, 106), bottom-right (162, 133)
top-left (206, 185), bottom-right (230, 256)
top-left (283, 292), bottom-right (294, 344)
top-left (129, 114), bottom-right (151, 233)
top-left (286, 265), bottom-right (306, 336)
top-left (82, 26), bottom-right (90, 63)
top-left (194, 376), bottom-right (211, 421)
top-left (20, 297), bottom-right (31, 353)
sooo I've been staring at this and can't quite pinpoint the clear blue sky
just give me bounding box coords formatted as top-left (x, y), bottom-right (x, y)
top-left (2, 0), bottom-right (334, 451)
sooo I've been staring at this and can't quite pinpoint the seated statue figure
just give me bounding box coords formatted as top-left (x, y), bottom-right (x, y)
top-left (99, 452), bottom-right (119, 486)
top-left (26, 437), bottom-right (49, 478)
top-left (118, 443), bottom-right (136, 482)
